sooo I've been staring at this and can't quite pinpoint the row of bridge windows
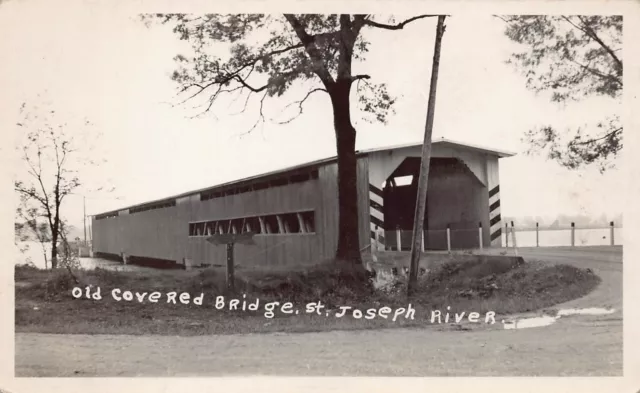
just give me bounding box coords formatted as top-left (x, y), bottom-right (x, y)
top-left (129, 200), bottom-right (176, 214)
top-left (95, 201), bottom-right (177, 220)
top-left (94, 212), bottom-right (118, 220)
top-left (188, 210), bottom-right (316, 237)
top-left (96, 169), bottom-right (319, 221)
top-left (200, 169), bottom-right (319, 201)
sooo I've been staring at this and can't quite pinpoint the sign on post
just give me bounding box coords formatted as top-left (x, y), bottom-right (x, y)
top-left (206, 232), bottom-right (256, 292)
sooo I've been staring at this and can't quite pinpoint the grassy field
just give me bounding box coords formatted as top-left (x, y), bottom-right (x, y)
top-left (14, 255), bottom-right (601, 336)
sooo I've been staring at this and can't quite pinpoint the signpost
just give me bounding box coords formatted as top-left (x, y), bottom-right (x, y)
top-left (206, 232), bottom-right (256, 292)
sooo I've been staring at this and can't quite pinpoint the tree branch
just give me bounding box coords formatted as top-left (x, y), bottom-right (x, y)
top-left (561, 16), bottom-right (623, 72)
top-left (576, 16), bottom-right (623, 71)
top-left (274, 87), bottom-right (328, 124)
top-left (492, 15), bottom-right (513, 24)
top-left (24, 146), bottom-right (55, 230)
top-left (571, 127), bottom-right (622, 146)
top-left (231, 74), bottom-right (268, 93)
top-left (569, 58), bottom-right (622, 87)
top-left (177, 82), bottom-right (221, 105)
top-left (188, 84), bottom-right (245, 118)
top-left (363, 15), bottom-right (440, 30)
top-left (231, 89), bottom-right (255, 116)
top-left (351, 14), bottom-right (368, 36)
top-left (240, 91), bottom-right (269, 136)
top-left (352, 74), bottom-right (371, 82)
top-left (559, 15), bottom-right (586, 33)
top-left (14, 186), bottom-right (48, 207)
top-left (52, 131), bottom-right (65, 239)
top-left (283, 14), bottom-right (336, 86)
top-left (179, 42), bottom-right (303, 102)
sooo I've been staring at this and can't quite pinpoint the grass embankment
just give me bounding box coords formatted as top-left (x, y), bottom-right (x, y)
top-left (15, 256), bottom-right (601, 336)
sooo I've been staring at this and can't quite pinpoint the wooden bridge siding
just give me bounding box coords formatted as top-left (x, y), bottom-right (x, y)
top-left (92, 207), bottom-right (180, 261)
top-left (92, 159), bottom-right (372, 267)
top-left (91, 216), bottom-right (117, 255)
top-left (186, 179), bottom-right (322, 267)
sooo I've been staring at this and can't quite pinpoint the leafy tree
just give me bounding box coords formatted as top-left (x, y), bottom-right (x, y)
top-left (144, 14), bottom-right (440, 265)
top-left (499, 15), bottom-right (622, 172)
top-left (14, 101), bottom-right (101, 269)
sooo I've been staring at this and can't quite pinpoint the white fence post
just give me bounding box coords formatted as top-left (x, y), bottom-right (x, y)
top-left (371, 226), bottom-right (378, 257)
top-left (536, 222), bottom-right (539, 247)
top-left (478, 222), bottom-right (483, 249)
top-left (571, 222), bottom-right (575, 247)
top-left (505, 222), bottom-right (509, 248)
top-left (421, 229), bottom-right (425, 252)
top-left (446, 225), bottom-right (451, 254)
top-left (510, 221), bottom-right (518, 256)
top-left (396, 226), bottom-right (402, 251)
top-left (610, 221), bottom-right (615, 246)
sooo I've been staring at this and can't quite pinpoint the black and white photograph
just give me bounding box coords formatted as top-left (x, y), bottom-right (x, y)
top-left (1, 0), bottom-right (638, 389)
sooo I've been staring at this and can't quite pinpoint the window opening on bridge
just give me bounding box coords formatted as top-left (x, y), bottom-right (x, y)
top-left (188, 210), bottom-right (316, 237)
top-left (199, 169), bottom-right (319, 201)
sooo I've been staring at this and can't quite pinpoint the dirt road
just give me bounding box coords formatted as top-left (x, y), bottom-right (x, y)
top-left (15, 246), bottom-right (622, 377)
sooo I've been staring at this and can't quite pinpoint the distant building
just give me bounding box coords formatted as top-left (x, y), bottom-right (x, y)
top-left (92, 138), bottom-right (514, 268)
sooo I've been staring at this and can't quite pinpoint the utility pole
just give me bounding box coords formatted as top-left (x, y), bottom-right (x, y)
top-left (407, 15), bottom-right (447, 297)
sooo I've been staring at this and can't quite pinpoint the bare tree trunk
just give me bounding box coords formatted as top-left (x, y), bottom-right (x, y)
top-left (50, 227), bottom-right (58, 269)
top-left (41, 245), bottom-right (48, 269)
top-left (33, 221), bottom-right (50, 269)
top-left (330, 79), bottom-right (362, 265)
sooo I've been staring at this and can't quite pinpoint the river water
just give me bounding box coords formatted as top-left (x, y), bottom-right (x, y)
top-left (14, 241), bottom-right (153, 271)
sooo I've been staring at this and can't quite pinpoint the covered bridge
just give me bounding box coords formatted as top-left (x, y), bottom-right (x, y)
top-left (91, 138), bottom-right (514, 268)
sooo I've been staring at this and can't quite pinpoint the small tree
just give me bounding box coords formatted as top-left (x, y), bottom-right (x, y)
top-left (499, 15), bottom-right (622, 172)
top-left (14, 102), bottom-right (97, 269)
top-left (144, 14), bottom-right (441, 265)
top-left (58, 219), bottom-right (82, 270)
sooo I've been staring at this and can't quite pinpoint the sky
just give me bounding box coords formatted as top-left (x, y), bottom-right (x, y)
top-left (0, 1), bottom-right (625, 230)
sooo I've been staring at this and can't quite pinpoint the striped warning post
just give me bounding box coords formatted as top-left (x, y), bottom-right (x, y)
top-left (489, 184), bottom-right (502, 246)
top-left (369, 184), bottom-right (385, 251)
